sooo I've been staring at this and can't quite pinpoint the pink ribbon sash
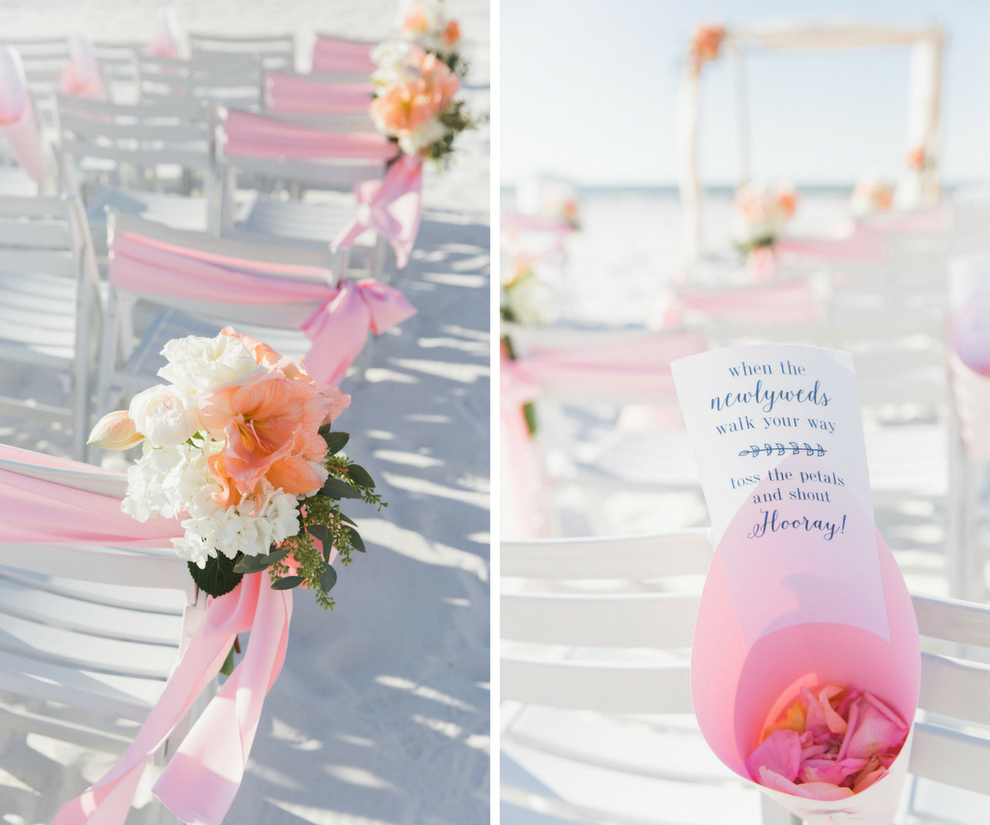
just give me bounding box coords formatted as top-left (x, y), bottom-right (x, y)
top-left (0, 443), bottom-right (290, 825)
top-left (265, 72), bottom-right (374, 115)
top-left (311, 35), bottom-right (376, 75)
top-left (0, 47), bottom-right (48, 182)
top-left (221, 107), bottom-right (397, 161)
top-left (663, 277), bottom-right (822, 326)
top-left (333, 154), bottom-right (423, 269)
top-left (109, 230), bottom-right (415, 385)
top-left (149, 7), bottom-right (181, 58)
top-left (774, 234), bottom-right (887, 262)
top-left (499, 330), bottom-right (708, 538)
top-left (60, 35), bottom-right (107, 101)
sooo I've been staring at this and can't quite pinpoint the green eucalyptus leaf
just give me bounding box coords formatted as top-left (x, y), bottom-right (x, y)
top-left (234, 555), bottom-right (268, 575)
top-left (345, 526), bottom-right (366, 553)
top-left (319, 564), bottom-right (338, 593)
top-left (261, 548), bottom-right (289, 566)
top-left (322, 431), bottom-right (349, 455)
top-left (318, 422), bottom-right (333, 435)
top-left (271, 575), bottom-right (305, 591)
top-left (338, 512), bottom-right (357, 527)
top-left (347, 464), bottom-right (375, 488)
top-left (188, 554), bottom-right (243, 598)
top-left (320, 476), bottom-right (363, 500)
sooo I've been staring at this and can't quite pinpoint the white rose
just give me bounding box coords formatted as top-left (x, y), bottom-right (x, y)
top-left (129, 384), bottom-right (201, 447)
top-left (158, 333), bottom-right (264, 394)
top-left (372, 39), bottom-right (411, 71)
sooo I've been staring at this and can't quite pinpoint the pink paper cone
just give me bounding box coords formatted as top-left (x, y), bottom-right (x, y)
top-left (691, 522), bottom-right (920, 822)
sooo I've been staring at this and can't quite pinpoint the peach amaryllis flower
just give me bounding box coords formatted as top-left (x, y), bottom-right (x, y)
top-left (748, 684), bottom-right (909, 799)
top-left (370, 80), bottom-right (440, 136)
top-left (198, 369), bottom-right (341, 499)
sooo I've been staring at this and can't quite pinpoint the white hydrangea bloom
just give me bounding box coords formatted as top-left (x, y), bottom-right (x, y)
top-left (121, 424), bottom-right (307, 568)
top-left (399, 117), bottom-right (446, 155)
top-left (503, 272), bottom-right (561, 327)
top-left (158, 333), bottom-right (264, 394)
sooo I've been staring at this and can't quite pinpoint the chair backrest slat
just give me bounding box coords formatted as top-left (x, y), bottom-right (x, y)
top-left (502, 591), bottom-right (700, 648)
top-left (501, 529), bottom-right (712, 580)
top-left (502, 656), bottom-right (693, 714)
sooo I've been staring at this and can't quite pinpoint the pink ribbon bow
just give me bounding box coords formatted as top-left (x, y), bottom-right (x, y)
top-left (302, 277), bottom-right (417, 385)
top-left (334, 153), bottom-right (424, 269)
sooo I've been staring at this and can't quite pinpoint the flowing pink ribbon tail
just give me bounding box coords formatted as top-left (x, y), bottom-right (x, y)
top-left (52, 575), bottom-right (292, 825)
top-left (333, 154), bottom-right (423, 269)
top-left (302, 277), bottom-right (417, 385)
top-left (0, 444), bottom-right (301, 825)
top-left (499, 352), bottom-right (544, 539)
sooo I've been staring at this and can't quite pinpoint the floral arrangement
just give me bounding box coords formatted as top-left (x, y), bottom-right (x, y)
top-left (907, 146), bottom-right (935, 173)
top-left (396, 0), bottom-right (465, 76)
top-left (370, 40), bottom-right (474, 163)
top-left (746, 683), bottom-right (909, 801)
top-left (850, 175), bottom-right (893, 217)
top-left (732, 181), bottom-right (798, 254)
top-left (500, 254), bottom-right (561, 327)
top-left (88, 328), bottom-right (385, 611)
top-left (690, 23), bottom-right (726, 73)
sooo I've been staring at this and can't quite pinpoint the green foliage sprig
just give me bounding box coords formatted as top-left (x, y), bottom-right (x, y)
top-left (188, 425), bottom-right (386, 611)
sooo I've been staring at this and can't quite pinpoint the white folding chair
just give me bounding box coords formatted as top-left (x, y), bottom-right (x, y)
top-left (0, 448), bottom-right (208, 823)
top-left (55, 93), bottom-right (217, 239)
top-left (136, 52), bottom-right (264, 110)
top-left (501, 529), bottom-right (763, 825)
top-left (215, 106), bottom-right (389, 280)
top-left (502, 323), bottom-right (710, 537)
top-left (0, 194), bottom-right (100, 460)
top-left (188, 32), bottom-right (296, 72)
top-left (94, 211), bottom-right (349, 430)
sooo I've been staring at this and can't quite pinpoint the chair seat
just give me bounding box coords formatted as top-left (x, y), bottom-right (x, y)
top-left (239, 193), bottom-right (370, 246)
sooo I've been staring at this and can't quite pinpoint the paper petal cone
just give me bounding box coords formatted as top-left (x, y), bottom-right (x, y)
top-left (692, 519), bottom-right (920, 822)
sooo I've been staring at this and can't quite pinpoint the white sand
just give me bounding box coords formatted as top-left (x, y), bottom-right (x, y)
top-left (0, 1), bottom-right (490, 823)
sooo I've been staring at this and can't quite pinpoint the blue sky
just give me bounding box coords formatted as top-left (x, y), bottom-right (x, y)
top-left (501, 0), bottom-right (990, 186)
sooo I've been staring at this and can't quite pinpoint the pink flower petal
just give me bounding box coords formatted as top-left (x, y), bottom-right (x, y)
top-left (853, 766), bottom-right (887, 794)
top-left (758, 767), bottom-right (855, 800)
top-left (747, 730), bottom-right (803, 782)
top-left (843, 695), bottom-right (908, 760)
top-left (818, 685), bottom-right (848, 735)
top-left (799, 757), bottom-right (868, 785)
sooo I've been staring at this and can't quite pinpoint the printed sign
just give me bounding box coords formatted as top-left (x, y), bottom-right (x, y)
top-left (671, 344), bottom-right (888, 645)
